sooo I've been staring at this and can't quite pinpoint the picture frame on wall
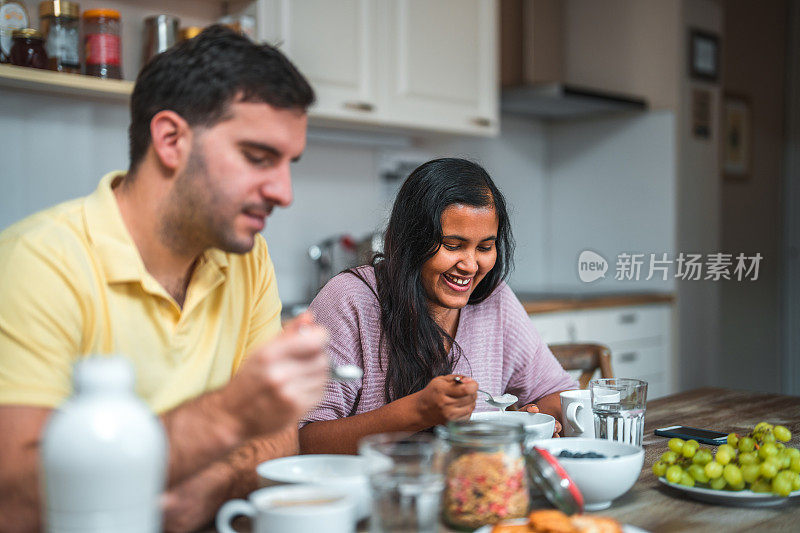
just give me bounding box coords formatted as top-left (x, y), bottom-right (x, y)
top-left (723, 93), bottom-right (753, 181)
top-left (689, 29), bottom-right (720, 82)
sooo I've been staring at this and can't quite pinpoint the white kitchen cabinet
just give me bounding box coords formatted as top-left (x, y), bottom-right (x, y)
top-left (378, 0), bottom-right (498, 134)
top-left (258, 0), bottom-right (498, 136)
top-left (530, 304), bottom-right (674, 399)
top-left (256, 0), bottom-right (378, 120)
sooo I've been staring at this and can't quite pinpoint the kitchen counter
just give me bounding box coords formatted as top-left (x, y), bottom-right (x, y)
top-left (516, 292), bottom-right (675, 314)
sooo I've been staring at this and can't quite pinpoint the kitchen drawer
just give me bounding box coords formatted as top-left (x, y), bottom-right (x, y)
top-left (529, 312), bottom-right (575, 344)
top-left (574, 305), bottom-right (669, 346)
top-left (609, 343), bottom-right (664, 380)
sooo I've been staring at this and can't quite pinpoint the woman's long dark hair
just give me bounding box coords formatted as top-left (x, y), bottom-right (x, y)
top-left (353, 158), bottom-right (514, 402)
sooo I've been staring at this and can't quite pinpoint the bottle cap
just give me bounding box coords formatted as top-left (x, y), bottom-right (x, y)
top-left (82, 8), bottom-right (120, 20)
top-left (39, 1), bottom-right (79, 19)
top-left (12, 28), bottom-right (43, 39)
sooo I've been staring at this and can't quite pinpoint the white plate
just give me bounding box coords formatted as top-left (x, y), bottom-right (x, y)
top-left (473, 518), bottom-right (648, 532)
top-left (658, 477), bottom-right (800, 507)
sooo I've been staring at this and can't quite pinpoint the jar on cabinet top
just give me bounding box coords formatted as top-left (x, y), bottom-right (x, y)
top-left (0, 1), bottom-right (29, 62)
top-left (83, 8), bottom-right (121, 79)
top-left (178, 26), bottom-right (203, 42)
top-left (39, 1), bottom-right (80, 73)
top-left (9, 28), bottom-right (47, 69)
top-left (435, 421), bottom-right (530, 530)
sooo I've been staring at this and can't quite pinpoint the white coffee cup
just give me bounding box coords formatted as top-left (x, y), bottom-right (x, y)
top-left (560, 389), bottom-right (620, 437)
top-left (216, 484), bottom-right (356, 533)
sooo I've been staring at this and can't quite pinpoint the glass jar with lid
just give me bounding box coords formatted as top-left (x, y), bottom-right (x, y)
top-left (9, 28), bottom-right (47, 69)
top-left (435, 421), bottom-right (530, 530)
top-left (0, 1), bottom-right (30, 62)
top-left (39, 1), bottom-right (80, 73)
top-left (83, 8), bottom-right (121, 79)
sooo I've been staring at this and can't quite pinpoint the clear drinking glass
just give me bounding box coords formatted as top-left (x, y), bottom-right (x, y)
top-left (590, 378), bottom-right (648, 447)
top-left (358, 433), bottom-right (445, 533)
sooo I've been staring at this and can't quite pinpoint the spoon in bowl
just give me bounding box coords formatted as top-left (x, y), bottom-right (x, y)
top-left (453, 375), bottom-right (518, 412)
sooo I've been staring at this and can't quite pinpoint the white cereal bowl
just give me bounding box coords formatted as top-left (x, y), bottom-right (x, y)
top-left (470, 411), bottom-right (556, 441)
top-left (533, 438), bottom-right (644, 511)
top-left (257, 454), bottom-right (370, 520)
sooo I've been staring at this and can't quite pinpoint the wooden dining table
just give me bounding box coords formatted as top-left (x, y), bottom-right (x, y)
top-left (589, 387), bottom-right (800, 532)
top-left (211, 387), bottom-right (800, 533)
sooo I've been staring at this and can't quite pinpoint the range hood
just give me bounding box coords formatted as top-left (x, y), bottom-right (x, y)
top-left (500, 0), bottom-right (648, 120)
top-left (501, 83), bottom-right (647, 120)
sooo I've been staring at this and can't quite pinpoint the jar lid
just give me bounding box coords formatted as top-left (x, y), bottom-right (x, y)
top-left (525, 447), bottom-right (585, 515)
top-left (39, 1), bottom-right (79, 19)
top-left (12, 28), bottom-right (43, 39)
top-left (179, 26), bottom-right (203, 41)
top-left (82, 8), bottom-right (120, 20)
top-left (435, 420), bottom-right (525, 447)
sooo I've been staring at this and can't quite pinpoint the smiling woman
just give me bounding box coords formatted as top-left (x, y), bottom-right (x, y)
top-left (298, 158), bottom-right (578, 454)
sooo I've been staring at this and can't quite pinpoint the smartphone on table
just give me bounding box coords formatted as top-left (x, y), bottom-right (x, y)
top-left (654, 425), bottom-right (728, 446)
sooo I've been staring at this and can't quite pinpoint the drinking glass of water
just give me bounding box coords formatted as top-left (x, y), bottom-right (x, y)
top-left (590, 378), bottom-right (648, 447)
top-left (358, 433), bottom-right (445, 533)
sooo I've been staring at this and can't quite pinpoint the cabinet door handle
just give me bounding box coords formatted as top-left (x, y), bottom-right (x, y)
top-left (619, 313), bottom-right (637, 324)
top-left (620, 352), bottom-right (638, 363)
top-left (343, 101), bottom-right (375, 112)
top-left (471, 117), bottom-right (492, 127)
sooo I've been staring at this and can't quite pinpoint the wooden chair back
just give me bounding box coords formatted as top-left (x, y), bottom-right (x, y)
top-left (548, 343), bottom-right (614, 389)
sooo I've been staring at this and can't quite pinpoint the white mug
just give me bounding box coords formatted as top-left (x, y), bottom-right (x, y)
top-left (561, 389), bottom-right (593, 437)
top-left (560, 389), bottom-right (620, 437)
top-left (216, 484), bottom-right (356, 533)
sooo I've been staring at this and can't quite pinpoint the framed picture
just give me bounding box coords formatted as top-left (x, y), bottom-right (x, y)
top-left (689, 29), bottom-right (719, 82)
top-left (691, 89), bottom-right (712, 139)
top-left (723, 93), bottom-right (752, 180)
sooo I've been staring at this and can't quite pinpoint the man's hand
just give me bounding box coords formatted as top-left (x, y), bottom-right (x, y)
top-left (162, 312), bottom-right (330, 485)
top-left (412, 375), bottom-right (477, 427)
top-left (218, 312), bottom-right (329, 439)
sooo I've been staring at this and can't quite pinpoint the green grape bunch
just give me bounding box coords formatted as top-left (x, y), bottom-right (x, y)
top-left (651, 422), bottom-right (800, 496)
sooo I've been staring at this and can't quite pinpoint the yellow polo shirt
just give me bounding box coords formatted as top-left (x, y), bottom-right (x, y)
top-left (0, 171), bottom-right (282, 413)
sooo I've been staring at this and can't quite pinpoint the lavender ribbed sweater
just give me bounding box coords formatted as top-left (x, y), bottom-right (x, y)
top-left (301, 266), bottom-right (577, 426)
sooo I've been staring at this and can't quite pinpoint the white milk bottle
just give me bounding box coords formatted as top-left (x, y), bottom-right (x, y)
top-left (40, 356), bottom-right (167, 532)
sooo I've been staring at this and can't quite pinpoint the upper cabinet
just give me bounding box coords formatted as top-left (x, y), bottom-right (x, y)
top-left (258, 0), bottom-right (499, 136)
top-left (1, 0), bottom-right (498, 135)
top-left (256, 0), bottom-right (378, 120)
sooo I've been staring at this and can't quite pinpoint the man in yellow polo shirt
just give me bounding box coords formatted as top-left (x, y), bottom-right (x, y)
top-left (0, 26), bottom-right (330, 532)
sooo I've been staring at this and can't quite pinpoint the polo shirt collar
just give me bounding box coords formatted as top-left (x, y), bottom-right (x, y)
top-left (83, 171), bottom-right (229, 291)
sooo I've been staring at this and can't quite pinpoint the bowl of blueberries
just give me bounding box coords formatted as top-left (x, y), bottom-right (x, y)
top-left (533, 438), bottom-right (644, 510)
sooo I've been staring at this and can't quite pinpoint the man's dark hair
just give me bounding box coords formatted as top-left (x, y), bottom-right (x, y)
top-left (128, 25), bottom-right (315, 173)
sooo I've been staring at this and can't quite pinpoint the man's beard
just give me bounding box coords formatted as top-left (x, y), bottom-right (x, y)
top-left (159, 148), bottom-right (253, 256)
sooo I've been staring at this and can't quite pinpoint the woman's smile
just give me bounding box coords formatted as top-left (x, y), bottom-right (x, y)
top-left (442, 272), bottom-right (473, 291)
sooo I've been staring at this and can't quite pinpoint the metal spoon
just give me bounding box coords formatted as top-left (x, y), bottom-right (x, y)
top-left (331, 363), bottom-right (363, 382)
top-left (453, 376), bottom-right (518, 411)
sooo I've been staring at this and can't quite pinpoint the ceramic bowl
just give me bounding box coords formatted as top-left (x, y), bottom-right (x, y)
top-left (470, 411), bottom-right (556, 440)
top-left (532, 437), bottom-right (644, 511)
top-left (257, 454), bottom-right (371, 520)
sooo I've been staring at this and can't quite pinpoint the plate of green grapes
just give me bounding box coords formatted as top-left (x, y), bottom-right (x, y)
top-left (652, 422), bottom-right (800, 506)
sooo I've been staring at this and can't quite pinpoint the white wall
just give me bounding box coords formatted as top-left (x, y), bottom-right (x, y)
top-left (0, 86), bottom-right (675, 306)
top-left (546, 111), bottom-right (676, 293)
